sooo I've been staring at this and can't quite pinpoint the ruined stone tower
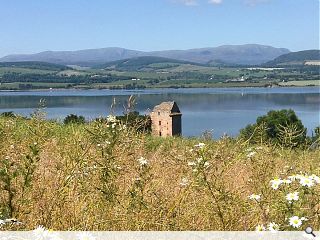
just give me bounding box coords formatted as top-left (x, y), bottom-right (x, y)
top-left (150, 101), bottom-right (182, 137)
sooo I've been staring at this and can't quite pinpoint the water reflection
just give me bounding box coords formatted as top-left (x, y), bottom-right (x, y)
top-left (0, 87), bottom-right (319, 137)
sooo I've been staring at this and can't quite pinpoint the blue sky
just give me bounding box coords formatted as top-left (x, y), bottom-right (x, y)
top-left (0, 0), bottom-right (319, 57)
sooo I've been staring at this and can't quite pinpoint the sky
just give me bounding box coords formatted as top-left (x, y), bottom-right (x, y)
top-left (0, 0), bottom-right (319, 57)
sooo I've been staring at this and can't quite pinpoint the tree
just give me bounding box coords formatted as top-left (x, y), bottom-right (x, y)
top-left (63, 114), bottom-right (85, 124)
top-left (240, 109), bottom-right (306, 147)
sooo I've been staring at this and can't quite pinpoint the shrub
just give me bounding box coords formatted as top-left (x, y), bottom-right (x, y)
top-left (63, 114), bottom-right (85, 124)
top-left (240, 109), bottom-right (306, 147)
top-left (0, 111), bottom-right (16, 118)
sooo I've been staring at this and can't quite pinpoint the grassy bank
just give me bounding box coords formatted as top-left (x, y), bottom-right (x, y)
top-left (0, 116), bottom-right (319, 231)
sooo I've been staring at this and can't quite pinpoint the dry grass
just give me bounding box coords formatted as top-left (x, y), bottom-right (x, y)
top-left (0, 116), bottom-right (319, 231)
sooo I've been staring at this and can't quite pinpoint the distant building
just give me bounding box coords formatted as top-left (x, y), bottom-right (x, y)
top-left (150, 101), bottom-right (182, 137)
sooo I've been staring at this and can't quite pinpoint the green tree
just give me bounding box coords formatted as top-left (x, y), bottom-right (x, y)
top-left (63, 114), bottom-right (85, 124)
top-left (240, 109), bottom-right (307, 147)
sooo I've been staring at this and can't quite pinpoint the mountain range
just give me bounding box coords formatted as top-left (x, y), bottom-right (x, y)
top-left (0, 44), bottom-right (290, 66)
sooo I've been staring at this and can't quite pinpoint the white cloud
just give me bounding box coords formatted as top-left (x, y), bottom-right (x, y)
top-left (208, 0), bottom-right (223, 4)
top-left (174, 0), bottom-right (198, 6)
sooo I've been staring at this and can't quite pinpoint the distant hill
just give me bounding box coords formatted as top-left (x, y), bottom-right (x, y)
top-left (0, 44), bottom-right (290, 66)
top-left (265, 50), bottom-right (320, 66)
top-left (96, 56), bottom-right (199, 71)
top-left (0, 61), bottom-right (71, 71)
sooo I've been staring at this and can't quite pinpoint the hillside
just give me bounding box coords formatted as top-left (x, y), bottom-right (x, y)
top-left (96, 56), bottom-right (200, 71)
top-left (0, 61), bottom-right (70, 71)
top-left (0, 44), bottom-right (290, 66)
top-left (265, 50), bottom-right (320, 66)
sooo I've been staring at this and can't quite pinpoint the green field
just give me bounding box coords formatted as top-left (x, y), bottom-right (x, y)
top-left (0, 61), bottom-right (319, 90)
top-left (279, 80), bottom-right (320, 86)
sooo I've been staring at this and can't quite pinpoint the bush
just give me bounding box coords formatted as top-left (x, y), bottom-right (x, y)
top-left (0, 111), bottom-right (16, 118)
top-left (240, 109), bottom-right (307, 147)
top-left (63, 114), bottom-right (85, 124)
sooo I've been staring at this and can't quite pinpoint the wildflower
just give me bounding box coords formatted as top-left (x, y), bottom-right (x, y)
top-left (270, 178), bottom-right (283, 190)
top-left (247, 151), bottom-right (257, 158)
top-left (196, 157), bottom-right (203, 163)
top-left (299, 176), bottom-right (314, 188)
top-left (288, 174), bottom-right (304, 181)
top-left (248, 194), bottom-right (261, 201)
top-left (289, 216), bottom-right (303, 228)
top-left (180, 178), bottom-right (189, 187)
top-left (310, 174), bottom-right (320, 184)
top-left (268, 222), bottom-right (280, 232)
top-left (188, 161), bottom-right (196, 166)
top-left (300, 217), bottom-right (308, 221)
top-left (137, 157), bottom-right (148, 166)
top-left (204, 161), bottom-right (210, 168)
top-left (283, 179), bottom-right (292, 184)
top-left (107, 115), bottom-right (117, 123)
top-left (33, 225), bottom-right (50, 239)
top-left (77, 232), bottom-right (96, 240)
top-left (286, 192), bottom-right (299, 203)
top-left (194, 143), bottom-right (205, 149)
top-left (111, 123), bottom-right (117, 129)
top-left (255, 224), bottom-right (266, 231)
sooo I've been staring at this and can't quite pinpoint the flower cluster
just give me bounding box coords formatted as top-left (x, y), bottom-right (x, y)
top-left (270, 173), bottom-right (319, 190)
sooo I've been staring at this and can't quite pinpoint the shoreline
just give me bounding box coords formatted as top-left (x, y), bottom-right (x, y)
top-left (0, 84), bottom-right (319, 92)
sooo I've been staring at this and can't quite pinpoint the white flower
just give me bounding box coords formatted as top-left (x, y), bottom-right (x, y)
top-left (270, 178), bottom-right (283, 190)
top-left (268, 222), bottom-right (280, 232)
top-left (248, 194), bottom-right (261, 201)
top-left (107, 115), bottom-right (117, 123)
top-left (301, 217), bottom-right (308, 221)
top-left (77, 232), bottom-right (96, 240)
top-left (194, 143), bottom-right (205, 149)
top-left (286, 192), bottom-right (299, 203)
top-left (289, 216), bottom-right (303, 228)
top-left (283, 179), bottom-right (292, 184)
top-left (196, 157), bottom-right (203, 163)
top-left (247, 151), bottom-right (257, 158)
top-left (180, 177), bottom-right (189, 187)
top-left (299, 176), bottom-right (314, 188)
top-left (33, 225), bottom-right (50, 240)
top-left (204, 161), bottom-right (210, 168)
top-left (255, 224), bottom-right (266, 231)
top-left (137, 157), bottom-right (148, 166)
top-left (310, 174), bottom-right (320, 184)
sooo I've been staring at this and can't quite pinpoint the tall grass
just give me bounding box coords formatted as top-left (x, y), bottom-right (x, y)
top-left (0, 116), bottom-right (319, 231)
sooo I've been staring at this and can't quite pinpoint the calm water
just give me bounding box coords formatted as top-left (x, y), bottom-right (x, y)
top-left (0, 87), bottom-right (319, 137)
